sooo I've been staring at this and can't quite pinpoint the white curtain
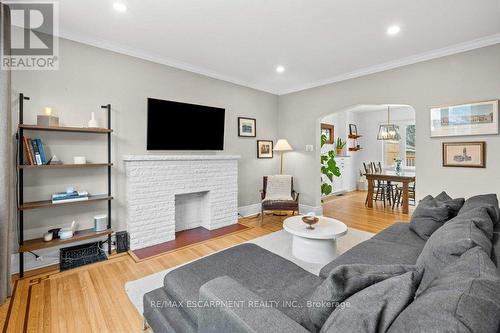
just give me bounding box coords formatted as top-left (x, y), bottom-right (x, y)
top-left (0, 2), bottom-right (12, 304)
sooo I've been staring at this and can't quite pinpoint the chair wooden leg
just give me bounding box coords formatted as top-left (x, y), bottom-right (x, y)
top-left (261, 209), bottom-right (264, 226)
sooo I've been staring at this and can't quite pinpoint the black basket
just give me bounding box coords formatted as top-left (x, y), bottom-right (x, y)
top-left (59, 241), bottom-right (107, 271)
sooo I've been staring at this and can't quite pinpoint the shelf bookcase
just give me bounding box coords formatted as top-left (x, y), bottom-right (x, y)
top-left (16, 93), bottom-right (113, 278)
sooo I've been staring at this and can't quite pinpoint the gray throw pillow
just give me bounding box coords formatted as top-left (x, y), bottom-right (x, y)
top-left (416, 207), bottom-right (494, 295)
top-left (435, 191), bottom-right (465, 217)
top-left (388, 247), bottom-right (500, 333)
top-left (459, 193), bottom-right (500, 225)
top-left (307, 264), bottom-right (417, 332)
top-left (409, 195), bottom-right (453, 240)
top-left (320, 269), bottom-right (423, 333)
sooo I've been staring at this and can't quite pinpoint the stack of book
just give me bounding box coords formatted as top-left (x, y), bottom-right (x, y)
top-left (23, 136), bottom-right (48, 165)
top-left (52, 191), bottom-right (89, 204)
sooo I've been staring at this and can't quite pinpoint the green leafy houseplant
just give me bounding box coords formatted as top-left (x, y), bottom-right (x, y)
top-left (335, 137), bottom-right (346, 155)
top-left (321, 134), bottom-right (341, 196)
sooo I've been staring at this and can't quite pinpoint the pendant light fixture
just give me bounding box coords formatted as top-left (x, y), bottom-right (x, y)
top-left (377, 106), bottom-right (401, 141)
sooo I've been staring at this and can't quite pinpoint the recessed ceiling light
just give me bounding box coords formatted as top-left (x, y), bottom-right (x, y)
top-left (276, 65), bottom-right (285, 73)
top-left (113, 2), bottom-right (127, 13)
top-left (387, 25), bottom-right (401, 36)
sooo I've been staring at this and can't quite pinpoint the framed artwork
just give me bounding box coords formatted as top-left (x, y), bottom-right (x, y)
top-left (442, 141), bottom-right (485, 168)
top-left (238, 117), bottom-right (256, 137)
top-left (257, 140), bottom-right (273, 158)
top-left (430, 100), bottom-right (499, 137)
top-left (321, 123), bottom-right (334, 144)
top-left (349, 124), bottom-right (358, 136)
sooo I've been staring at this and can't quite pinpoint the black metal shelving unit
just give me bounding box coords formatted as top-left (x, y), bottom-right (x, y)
top-left (17, 93), bottom-right (113, 278)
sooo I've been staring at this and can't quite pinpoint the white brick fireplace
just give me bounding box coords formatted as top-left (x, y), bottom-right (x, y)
top-left (123, 155), bottom-right (239, 250)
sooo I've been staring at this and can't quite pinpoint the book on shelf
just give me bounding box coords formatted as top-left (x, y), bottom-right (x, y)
top-left (22, 137), bottom-right (48, 166)
top-left (22, 136), bottom-right (34, 165)
top-left (51, 191), bottom-right (89, 204)
top-left (30, 139), bottom-right (41, 165)
top-left (35, 138), bottom-right (47, 164)
top-left (52, 196), bottom-right (89, 204)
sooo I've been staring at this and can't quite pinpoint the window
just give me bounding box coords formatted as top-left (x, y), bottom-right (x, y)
top-left (405, 124), bottom-right (416, 167)
top-left (382, 123), bottom-right (416, 169)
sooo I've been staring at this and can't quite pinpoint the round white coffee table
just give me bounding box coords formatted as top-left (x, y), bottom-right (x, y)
top-left (283, 216), bottom-right (348, 264)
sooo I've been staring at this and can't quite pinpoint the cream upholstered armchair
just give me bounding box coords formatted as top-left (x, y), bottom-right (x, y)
top-left (260, 175), bottom-right (299, 225)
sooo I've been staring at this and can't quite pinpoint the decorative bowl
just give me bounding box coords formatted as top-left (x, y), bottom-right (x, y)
top-left (302, 216), bottom-right (319, 229)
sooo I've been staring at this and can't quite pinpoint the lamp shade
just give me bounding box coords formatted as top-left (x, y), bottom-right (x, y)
top-left (377, 124), bottom-right (401, 141)
top-left (274, 139), bottom-right (293, 151)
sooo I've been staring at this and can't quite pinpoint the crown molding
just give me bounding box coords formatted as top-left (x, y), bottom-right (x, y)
top-left (57, 30), bottom-right (500, 96)
top-left (57, 30), bottom-right (279, 94)
top-left (278, 33), bottom-right (500, 95)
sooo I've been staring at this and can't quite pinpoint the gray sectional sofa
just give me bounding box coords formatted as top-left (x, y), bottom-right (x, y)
top-left (143, 194), bottom-right (500, 333)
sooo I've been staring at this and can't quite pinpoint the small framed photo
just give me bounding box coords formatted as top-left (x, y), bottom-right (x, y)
top-left (257, 140), bottom-right (273, 158)
top-left (442, 141), bottom-right (485, 168)
top-left (349, 124), bottom-right (358, 136)
top-left (238, 117), bottom-right (256, 137)
top-left (321, 123), bottom-right (334, 144)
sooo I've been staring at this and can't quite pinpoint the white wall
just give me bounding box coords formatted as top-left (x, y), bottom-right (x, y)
top-left (278, 44), bottom-right (500, 209)
top-left (10, 37), bottom-right (278, 271)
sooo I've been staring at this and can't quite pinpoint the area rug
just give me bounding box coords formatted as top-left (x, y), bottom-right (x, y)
top-left (125, 227), bottom-right (374, 315)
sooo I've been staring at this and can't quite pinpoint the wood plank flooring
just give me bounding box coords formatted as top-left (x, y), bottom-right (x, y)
top-left (1, 191), bottom-right (411, 333)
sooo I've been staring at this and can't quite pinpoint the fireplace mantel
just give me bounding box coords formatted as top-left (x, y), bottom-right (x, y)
top-left (123, 155), bottom-right (240, 161)
top-left (123, 155), bottom-right (240, 250)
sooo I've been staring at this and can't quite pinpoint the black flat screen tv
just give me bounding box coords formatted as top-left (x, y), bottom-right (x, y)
top-left (147, 98), bottom-right (225, 150)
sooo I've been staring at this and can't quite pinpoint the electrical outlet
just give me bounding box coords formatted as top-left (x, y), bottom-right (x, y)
top-left (36, 256), bottom-right (43, 261)
top-left (305, 144), bottom-right (314, 152)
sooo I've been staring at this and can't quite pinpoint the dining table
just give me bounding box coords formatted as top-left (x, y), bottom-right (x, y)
top-left (364, 171), bottom-right (416, 214)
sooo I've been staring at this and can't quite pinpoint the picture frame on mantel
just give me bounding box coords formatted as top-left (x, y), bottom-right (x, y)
top-left (430, 100), bottom-right (499, 137)
top-left (238, 117), bottom-right (256, 137)
top-left (257, 140), bottom-right (273, 158)
top-left (442, 141), bottom-right (485, 168)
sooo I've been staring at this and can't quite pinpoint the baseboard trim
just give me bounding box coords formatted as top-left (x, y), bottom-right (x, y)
top-left (299, 204), bottom-right (323, 216)
top-left (238, 203), bottom-right (262, 217)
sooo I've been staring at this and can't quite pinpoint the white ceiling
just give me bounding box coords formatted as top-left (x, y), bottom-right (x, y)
top-left (53, 0), bottom-right (500, 94)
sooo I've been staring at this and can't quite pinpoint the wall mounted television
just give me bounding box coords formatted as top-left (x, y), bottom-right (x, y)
top-left (147, 98), bottom-right (225, 150)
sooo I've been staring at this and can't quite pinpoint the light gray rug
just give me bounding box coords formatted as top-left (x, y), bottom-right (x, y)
top-left (125, 227), bottom-right (374, 315)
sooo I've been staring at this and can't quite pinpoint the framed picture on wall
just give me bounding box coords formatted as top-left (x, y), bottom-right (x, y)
top-left (430, 100), bottom-right (499, 137)
top-left (349, 124), bottom-right (358, 136)
top-left (238, 117), bottom-right (256, 137)
top-left (321, 123), bottom-right (334, 144)
top-left (442, 141), bottom-right (485, 168)
top-left (257, 140), bottom-right (273, 158)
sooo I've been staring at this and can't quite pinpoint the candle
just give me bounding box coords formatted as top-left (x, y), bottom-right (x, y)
top-left (43, 107), bottom-right (52, 116)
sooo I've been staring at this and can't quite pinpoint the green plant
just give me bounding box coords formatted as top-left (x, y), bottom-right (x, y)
top-left (336, 137), bottom-right (346, 151)
top-left (321, 134), bottom-right (341, 196)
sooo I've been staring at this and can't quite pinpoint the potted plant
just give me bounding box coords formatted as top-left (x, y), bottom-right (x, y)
top-left (320, 134), bottom-right (341, 197)
top-left (335, 137), bottom-right (346, 155)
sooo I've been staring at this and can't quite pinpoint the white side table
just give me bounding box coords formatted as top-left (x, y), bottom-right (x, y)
top-left (283, 216), bottom-right (348, 264)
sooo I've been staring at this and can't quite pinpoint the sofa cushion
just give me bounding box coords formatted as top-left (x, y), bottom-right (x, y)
top-left (492, 232), bottom-right (500, 271)
top-left (409, 195), bottom-right (456, 240)
top-left (388, 247), bottom-right (500, 333)
top-left (416, 207), bottom-right (494, 295)
top-left (264, 175), bottom-right (293, 201)
top-left (319, 238), bottom-right (422, 279)
top-left (143, 287), bottom-right (196, 333)
top-left (459, 193), bottom-right (500, 225)
top-left (308, 264), bottom-right (418, 332)
top-left (435, 191), bottom-right (465, 217)
top-left (163, 243), bottom-right (322, 329)
top-left (320, 269), bottom-right (423, 333)
top-left (372, 222), bottom-right (426, 249)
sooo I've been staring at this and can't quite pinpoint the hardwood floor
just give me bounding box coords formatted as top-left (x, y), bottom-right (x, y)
top-left (1, 191), bottom-right (411, 333)
top-left (322, 191), bottom-right (412, 233)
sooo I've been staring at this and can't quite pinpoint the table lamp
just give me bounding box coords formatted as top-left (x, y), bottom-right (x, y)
top-left (274, 139), bottom-right (293, 174)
